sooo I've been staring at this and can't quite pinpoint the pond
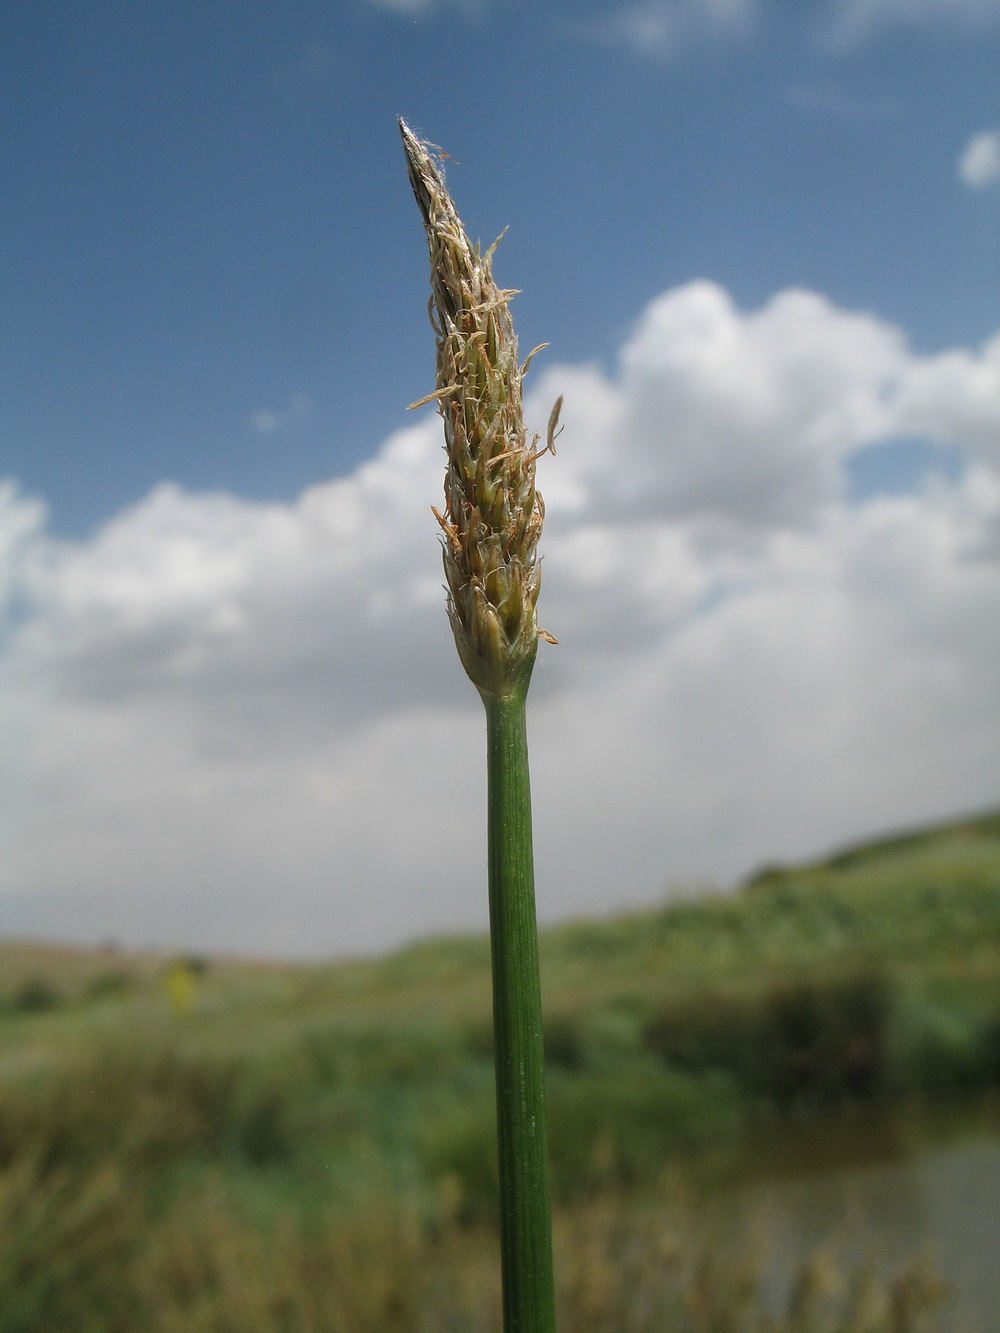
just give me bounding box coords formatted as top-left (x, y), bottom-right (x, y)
top-left (694, 1094), bottom-right (1000, 1330)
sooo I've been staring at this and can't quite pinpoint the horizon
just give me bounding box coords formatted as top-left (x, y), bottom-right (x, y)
top-left (1, 799), bottom-right (995, 965)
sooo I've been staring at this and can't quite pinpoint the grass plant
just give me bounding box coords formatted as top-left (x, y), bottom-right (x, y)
top-left (399, 118), bottom-right (561, 1332)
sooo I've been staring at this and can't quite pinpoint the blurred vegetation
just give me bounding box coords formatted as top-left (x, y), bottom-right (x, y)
top-left (0, 806), bottom-right (997, 1328)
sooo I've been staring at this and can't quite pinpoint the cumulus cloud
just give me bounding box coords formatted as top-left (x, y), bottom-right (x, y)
top-left (824, 0), bottom-right (1000, 44)
top-left (364, 0), bottom-right (435, 13)
top-left (249, 393), bottom-right (313, 435)
top-left (957, 130), bottom-right (1000, 189)
top-left (363, 0), bottom-right (486, 15)
top-left (573, 0), bottom-right (754, 57)
top-left (785, 79), bottom-right (898, 120)
top-left (1, 282), bottom-right (999, 956)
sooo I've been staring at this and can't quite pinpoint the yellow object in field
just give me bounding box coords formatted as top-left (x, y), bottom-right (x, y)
top-left (165, 959), bottom-right (196, 1014)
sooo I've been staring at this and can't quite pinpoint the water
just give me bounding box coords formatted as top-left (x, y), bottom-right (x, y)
top-left (696, 1096), bottom-right (1000, 1330)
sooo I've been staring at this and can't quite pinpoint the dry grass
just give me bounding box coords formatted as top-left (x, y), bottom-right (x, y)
top-left (0, 1156), bottom-right (954, 1332)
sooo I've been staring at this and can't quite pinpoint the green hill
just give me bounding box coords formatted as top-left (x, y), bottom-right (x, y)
top-left (748, 804), bottom-right (1000, 879)
top-left (3, 802), bottom-right (999, 1165)
top-left (0, 807), bottom-right (996, 1329)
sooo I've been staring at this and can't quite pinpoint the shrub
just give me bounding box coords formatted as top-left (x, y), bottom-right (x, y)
top-left (11, 978), bottom-right (60, 1013)
top-left (643, 971), bottom-right (892, 1110)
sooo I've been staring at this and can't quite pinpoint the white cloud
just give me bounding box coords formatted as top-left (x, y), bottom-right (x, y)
top-left (249, 393), bottom-right (313, 434)
top-left (574, 0), bottom-right (754, 57)
top-left (825, 0), bottom-right (1000, 44)
top-left (363, 0), bottom-right (486, 15)
top-left (785, 79), bottom-right (898, 120)
top-left (957, 130), bottom-right (1000, 189)
top-left (365, 0), bottom-right (434, 13)
top-left (1, 283), bottom-right (999, 956)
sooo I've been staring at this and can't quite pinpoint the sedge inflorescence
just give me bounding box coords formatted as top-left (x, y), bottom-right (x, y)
top-left (399, 118), bottom-right (560, 701)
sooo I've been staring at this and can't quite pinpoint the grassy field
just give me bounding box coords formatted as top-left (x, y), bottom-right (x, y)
top-left (0, 807), bottom-right (997, 1329)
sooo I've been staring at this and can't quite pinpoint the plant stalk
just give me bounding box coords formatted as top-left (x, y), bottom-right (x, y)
top-left (485, 688), bottom-right (556, 1333)
top-left (398, 117), bottom-right (558, 1332)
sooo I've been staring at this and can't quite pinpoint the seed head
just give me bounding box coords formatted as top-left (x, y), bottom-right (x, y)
top-left (399, 118), bottom-right (559, 701)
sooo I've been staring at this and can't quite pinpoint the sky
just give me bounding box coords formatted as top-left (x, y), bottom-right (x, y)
top-left (0, 0), bottom-right (998, 957)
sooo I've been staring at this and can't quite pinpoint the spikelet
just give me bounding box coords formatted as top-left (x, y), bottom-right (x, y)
top-left (399, 118), bottom-right (560, 701)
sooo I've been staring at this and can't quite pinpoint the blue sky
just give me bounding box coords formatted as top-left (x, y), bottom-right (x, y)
top-left (3, 0), bottom-right (997, 536)
top-left (0, 1), bottom-right (998, 955)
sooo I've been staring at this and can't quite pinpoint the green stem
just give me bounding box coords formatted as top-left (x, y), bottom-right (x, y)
top-left (484, 689), bottom-right (556, 1333)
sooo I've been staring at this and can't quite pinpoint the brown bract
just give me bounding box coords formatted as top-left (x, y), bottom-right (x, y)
top-left (399, 118), bottom-right (560, 701)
